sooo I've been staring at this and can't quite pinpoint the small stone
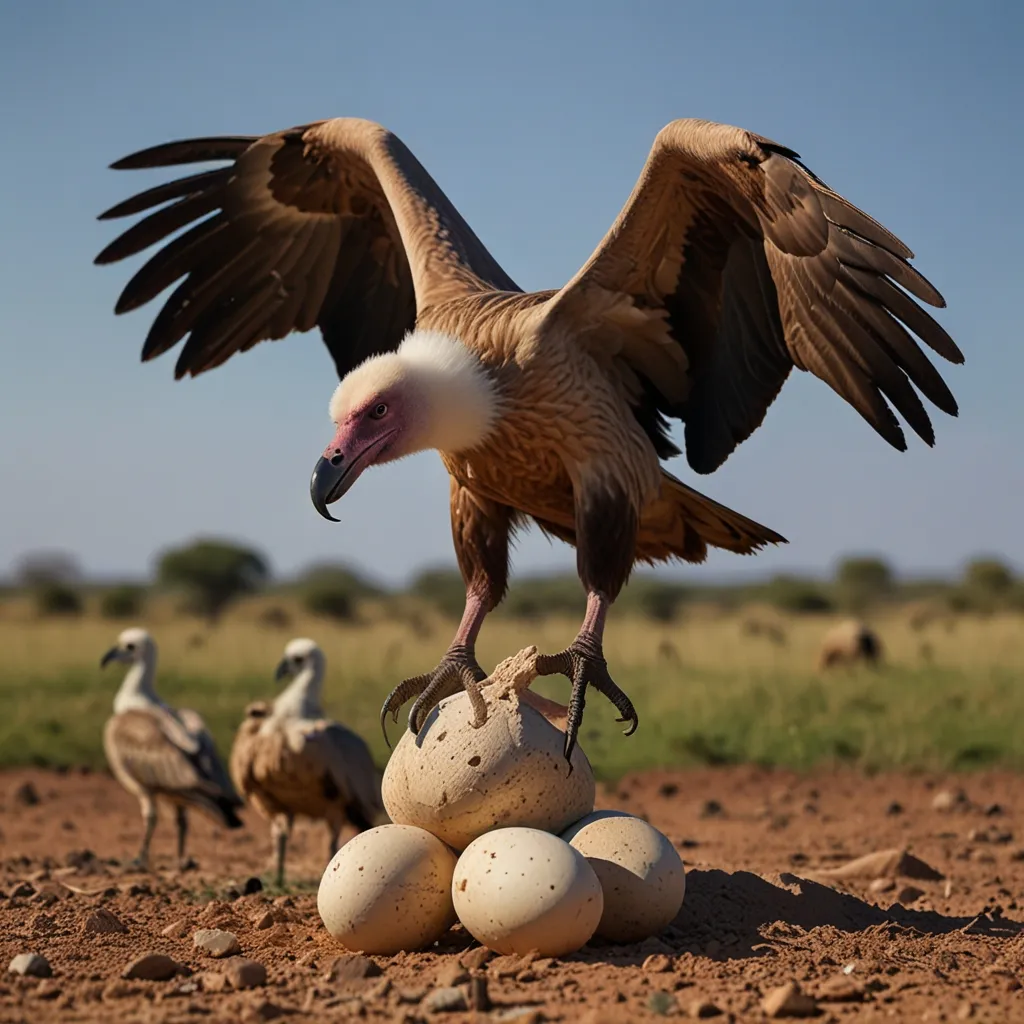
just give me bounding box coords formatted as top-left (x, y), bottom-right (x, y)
top-left (648, 991), bottom-right (676, 1015)
top-left (8, 954), bottom-right (52, 978)
top-left (461, 946), bottom-right (494, 971)
top-left (817, 975), bottom-right (865, 1002)
top-left (643, 953), bottom-right (673, 973)
top-left (956, 1003), bottom-right (976, 1020)
top-left (83, 908), bottom-right (128, 934)
top-left (197, 970), bottom-right (230, 993)
top-left (12, 781), bottom-right (40, 806)
top-left (689, 998), bottom-right (723, 1018)
top-left (423, 986), bottom-right (468, 1013)
top-left (985, 803), bottom-right (1004, 816)
top-left (896, 885), bottom-right (926, 904)
top-left (932, 788), bottom-right (968, 812)
top-left (161, 919), bottom-right (190, 939)
top-left (193, 928), bottom-right (241, 958)
top-left (886, 801), bottom-right (904, 816)
top-left (490, 954), bottom-right (527, 979)
top-left (869, 877), bottom-right (896, 894)
top-left (224, 957), bottom-right (267, 990)
top-left (435, 963), bottom-right (469, 987)
top-left (658, 782), bottom-right (680, 798)
top-left (122, 954), bottom-right (182, 981)
top-left (324, 952), bottom-right (381, 984)
top-left (762, 981), bottom-right (818, 1018)
top-left (242, 876), bottom-right (263, 895)
top-left (11, 883), bottom-right (35, 899)
top-left (397, 986), bottom-right (427, 1003)
top-left (253, 910), bottom-right (275, 930)
top-left (700, 799), bottom-right (724, 818)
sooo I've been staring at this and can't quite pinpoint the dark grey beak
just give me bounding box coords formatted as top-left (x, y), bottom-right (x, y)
top-left (274, 658), bottom-right (291, 682)
top-left (100, 647), bottom-right (119, 668)
top-left (310, 455), bottom-right (347, 523)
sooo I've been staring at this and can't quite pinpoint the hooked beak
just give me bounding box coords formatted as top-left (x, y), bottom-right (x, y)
top-left (274, 658), bottom-right (291, 682)
top-left (100, 647), bottom-right (120, 668)
top-left (310, 431), bottom-right (396, 522)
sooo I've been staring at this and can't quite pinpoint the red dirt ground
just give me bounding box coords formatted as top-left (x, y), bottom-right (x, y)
top-left (3, 766), bottom-right (1024, 1022)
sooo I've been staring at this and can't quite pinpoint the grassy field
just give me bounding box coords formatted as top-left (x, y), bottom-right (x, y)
top-left (1, 595), bottom-right (1022, 779)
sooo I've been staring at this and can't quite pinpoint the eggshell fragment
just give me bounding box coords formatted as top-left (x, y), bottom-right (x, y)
top-left (317, 824), bottom-right (457, 954)
top-left (453, 827), bottom-right (603, 956)
top-left (561, 810), bottom-right (685, 943)
top-left (382, 648), bottom-right (595, 851)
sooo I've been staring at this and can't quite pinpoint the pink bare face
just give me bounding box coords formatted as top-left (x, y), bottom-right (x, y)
top-left (310, 386), bottom-right (414, 520)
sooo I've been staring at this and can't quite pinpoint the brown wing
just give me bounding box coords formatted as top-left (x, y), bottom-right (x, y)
top-left (96, 118), bottom-right (518, 380)
top-left (543, 119), bottom-right (962, 474)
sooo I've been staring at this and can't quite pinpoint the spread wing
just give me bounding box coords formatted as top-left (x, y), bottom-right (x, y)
top-left (543, 119), bottom-right (962, 474)
top-left (96, 118), bottom-right (518, 380)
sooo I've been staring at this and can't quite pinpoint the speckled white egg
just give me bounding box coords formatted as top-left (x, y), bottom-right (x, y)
top-left (560, 810), bottom-right (685, 943)
top-left (452, 826), bottom-right (603, 956)
top-left (381, 686), bottom-right (595, 851)
top-left (317, 824), bottom-right (457, 954)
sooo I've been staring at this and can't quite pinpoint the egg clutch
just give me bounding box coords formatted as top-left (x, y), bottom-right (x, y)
top-left (316, 647), bottom-right (686, 957)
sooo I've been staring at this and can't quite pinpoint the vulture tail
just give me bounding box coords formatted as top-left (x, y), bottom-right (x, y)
top-left (636, 472), bottom-right (787, 564)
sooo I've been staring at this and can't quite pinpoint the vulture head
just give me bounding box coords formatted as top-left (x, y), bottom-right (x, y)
top-left (100, 626), bottom-right (156, 668)
top-left (274, 636), bottom-right (324, 682)
top-left (310, 329), bottom-right (500, 521)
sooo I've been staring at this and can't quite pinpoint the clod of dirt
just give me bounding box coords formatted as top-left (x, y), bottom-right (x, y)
top-left (7, 953), bottom-right (51, 978)
top-left (688, 997), bottom-right (723, 1018)
top-left (461, 946), bottom-right (494, 971)
top-left (896, 885), bottom-right (926, 904)
top-left (193, 928), bottom-right (241, 958)
top-left (253, 910), bottom-right (275, 930)
top-left (161, 919), bottom-right (190, 938)
top-left (423, 985), bottom-right (469, 1013)
top-left (435, 963), bottom-right (469, 987)
top-left (933, 788), bottom-right (969, 812)
top-left (12, 781), bottom-right (40, 806)
top-left (643, 953), bottom-right (673, 973)
top-left (817, 848), bottom-right (944, 881)
top-left (83, 907), bottom-right (128, 934)
top-left (700, 800), bottom-right (724, 818)
top-left (817, 975), bottom-right (865, 1003)
top-left (324, 953), bottom-right (382, 985)
top-left (762, 980), bottom-right (819, 1018)
top-left (11, 883), bottom-right (35, 899)
top-left (224, 957), bottom-right (266, 990)
top-left (468, 975), bottom-right (491, 1011)
top-left (122, 953), bottom-right (182, 981)
top-left (242, 876), bottom-right (263, 895)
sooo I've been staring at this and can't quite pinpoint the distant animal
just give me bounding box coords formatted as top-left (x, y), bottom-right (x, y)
top-left (97, 117), bottom-right (962, 764)
top-left (816, 619), bottom-right (883, 671)
top-left (229, 638), bottom-right (386, 886)
top-left (100, 628), bottom-right (244, 870)
top-left (741, 618), bottom-right (787, 646)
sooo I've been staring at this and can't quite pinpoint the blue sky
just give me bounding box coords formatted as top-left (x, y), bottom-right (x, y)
top-left (1, 1), bottom-right (1021, 585)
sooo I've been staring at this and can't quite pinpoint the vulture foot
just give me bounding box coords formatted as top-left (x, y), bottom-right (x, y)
top-left (536, 632), bottom-right (638, 767)
top-left (380, 644), bottom-right (488, 744)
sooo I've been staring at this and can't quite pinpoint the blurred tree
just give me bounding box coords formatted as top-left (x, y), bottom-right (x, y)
top-left (835, 556), bottom-right (893, 611)
top-left (35, 582), bottom-right (83, 617)
top-left (100, 584), bottom-right (146, 619)
top-left (409, 567), bottom-right (466, 619)
top-left (298, 562), bottom-right (385, 601)
top-left (761, 576), bottom-right (834, 614)
top-left (157, 539), bottom-right (269, 624)
top-left (502, 575), bottom-right (585, 620)
top-left (964, 558), bottom-right (1014, 596)
top-left (15, 551), bottom-right (81, 587)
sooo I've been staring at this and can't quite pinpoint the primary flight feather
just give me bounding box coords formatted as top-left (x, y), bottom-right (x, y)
top-left (97, 117), bottom-right (961, 761)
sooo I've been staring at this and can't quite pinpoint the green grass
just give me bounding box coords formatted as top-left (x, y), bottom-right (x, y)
top-left (1, 599), bottom-right (1022, 778)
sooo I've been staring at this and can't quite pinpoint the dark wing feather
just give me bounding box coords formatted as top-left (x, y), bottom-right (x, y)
top-left (544, 119), bottom-right (962, 473)
top-left (97, 119), bottom-right (516, 380)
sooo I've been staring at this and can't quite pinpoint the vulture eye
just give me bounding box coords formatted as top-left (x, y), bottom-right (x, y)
top-left (369, 402), bottom-right (388, 420)
top-left (125, 643), bottom-right (135, 653)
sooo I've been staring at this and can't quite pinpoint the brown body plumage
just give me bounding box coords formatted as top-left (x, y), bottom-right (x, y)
top-left (97, 117), bottom-right (961, 760)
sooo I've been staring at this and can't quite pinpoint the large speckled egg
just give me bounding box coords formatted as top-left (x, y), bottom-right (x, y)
top-left (317, 824), bottom-right (457, 954)
top-left (561, 810), bottom-right (685, 943)
top-left (381, 682), bottom-right (595, 851)
top-left (452, 827), bottom-right (603, 956)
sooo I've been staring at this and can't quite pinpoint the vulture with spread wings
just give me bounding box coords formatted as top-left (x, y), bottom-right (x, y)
top-left (97, 117), bottom-right (962, 762)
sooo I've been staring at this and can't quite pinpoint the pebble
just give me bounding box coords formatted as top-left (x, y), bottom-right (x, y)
top-left (932, 788), bottom-right (968, 812)
top-left (8, 954), bottom-right (52, 978)
top-left (324, 952), bottom-right (381, 984)
top-left (461, 946), bottom-right (494, 971)
top-left (193, 928), bottom-right (241, 958)
top-left (198, 970), bottom-right (230, 993)
top-left (11, 883), bottom-right (35, 899)
top-left (242, 877), bottom-right (263, 895)
top-left (817, 975), bottom-right (865, 1002)
top-left (83, 908), bottom-right (128, 934)
top-left (689, 997), bottom-right (723, 1018)
top-left (700, 799), bottom-right (724, 818)
top-left (423, 986), bottom-right (469, 1013)
top-left (643, 953), bottom-right (673, 973)
top-left (225, 957), bottom-right (267, 990)
top-left (435, 963), bottom-right (469, 987)
top-left (122, 953), bottom-right (182, 981)
top-left (12, 781), bottom-right (40, 806)
top-left (253, 910), bottom-right (275, 930)
top-left (762, 981), bottom-right (819, 1018)
top-left (161, 919), bottom-right (190, 939)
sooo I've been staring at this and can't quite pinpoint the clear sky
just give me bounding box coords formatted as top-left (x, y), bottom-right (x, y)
top-left (1, 1), bottom-right (1021, 586)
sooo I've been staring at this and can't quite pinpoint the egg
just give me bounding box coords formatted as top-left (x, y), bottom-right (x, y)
top-left (381, 647), bottom-right (595, 851)
top-left (317, 824), bottom-right (457, 954)
top-left (453, 827), bottom-right (603, 956)
top-left (561, 810), bottom-right (685, 943)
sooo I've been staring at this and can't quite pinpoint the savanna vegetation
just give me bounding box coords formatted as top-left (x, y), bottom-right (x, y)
top-left (1, 540), bottom-right (1021, 779)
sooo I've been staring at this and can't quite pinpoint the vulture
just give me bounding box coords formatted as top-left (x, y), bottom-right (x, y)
top-left (229, 638), bottom-right (386, 886)
top-left (96, 117), bottom-right (962, 763)
top-left (100, 628), bottom-right (243, 868)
